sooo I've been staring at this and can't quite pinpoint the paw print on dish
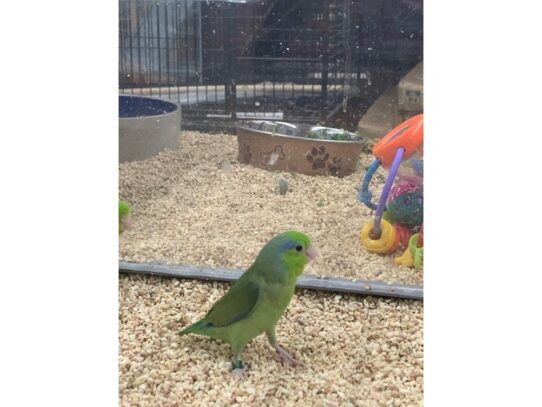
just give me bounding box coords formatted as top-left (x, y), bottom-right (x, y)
top-left (327, 156), bottom-right (342, 176)
top-left (306, 146), bottom-right (330, 170)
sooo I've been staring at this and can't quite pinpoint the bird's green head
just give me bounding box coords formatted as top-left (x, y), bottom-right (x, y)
top-left (258, 231), bottom-right (317, 278)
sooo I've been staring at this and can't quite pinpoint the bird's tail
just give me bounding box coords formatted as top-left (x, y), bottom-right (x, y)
top-left (179, 319), bottom-right (210, 336)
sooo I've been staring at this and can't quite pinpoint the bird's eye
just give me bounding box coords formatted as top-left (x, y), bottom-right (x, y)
top-left (295, 245), bottom-right (303, 252)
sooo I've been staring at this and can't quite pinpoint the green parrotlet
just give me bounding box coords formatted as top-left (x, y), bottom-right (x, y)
top-left (119, 200), bottom-right (133, 235)
top-left (180, 231), bottom-right (317, 377)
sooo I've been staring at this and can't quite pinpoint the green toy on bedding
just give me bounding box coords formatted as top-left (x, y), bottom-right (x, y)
top-left (119, 200), bottom-right (133, 234)
top-left (180, 231), bottom-right (317, 379)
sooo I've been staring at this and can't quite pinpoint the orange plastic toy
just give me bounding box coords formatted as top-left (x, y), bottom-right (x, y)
top-left (372, 114), bottom-right (423, 168)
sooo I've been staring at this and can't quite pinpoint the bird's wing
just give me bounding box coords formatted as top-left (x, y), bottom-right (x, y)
top-left (204, 278), bottom-right (261, 328)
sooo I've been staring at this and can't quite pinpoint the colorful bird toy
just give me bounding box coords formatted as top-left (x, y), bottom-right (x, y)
top-left (357, 114), bottom-right (424, 267)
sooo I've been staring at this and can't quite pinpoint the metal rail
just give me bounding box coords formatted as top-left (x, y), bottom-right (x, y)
top-left (119, 261), bottom-right (423, 300)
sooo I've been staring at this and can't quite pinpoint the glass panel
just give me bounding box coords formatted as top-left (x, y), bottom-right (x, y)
top-left (119, 0), bottom-right (424, 286)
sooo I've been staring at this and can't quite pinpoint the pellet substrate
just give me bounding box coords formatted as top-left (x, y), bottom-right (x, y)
top-left (119, 131), bottom-right (423, 285)
top-left (119, 274), bottom-right (423, 407)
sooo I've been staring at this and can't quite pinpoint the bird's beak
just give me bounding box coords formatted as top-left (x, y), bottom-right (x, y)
top-left (306, 245), bottom-right (318, 262)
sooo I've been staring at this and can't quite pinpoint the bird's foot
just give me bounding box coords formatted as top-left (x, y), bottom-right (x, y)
top-left (274, 344), bottom-right (303, 367)
top-left (231, 360), bottom-right (247, 380)
top-left (231, 367), bottom-right (247, 380)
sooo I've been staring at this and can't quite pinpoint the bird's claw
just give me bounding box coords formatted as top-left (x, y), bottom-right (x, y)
top-left (231, 360), bottom-right (247, 380)
top-left (231, 367), bottom-right (247, 380)
top-left (274, 344), bottom-right (304, 367)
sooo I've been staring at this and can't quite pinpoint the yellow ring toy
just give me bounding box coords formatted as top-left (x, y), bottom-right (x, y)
top-left (360, 219), bottom-right (397, 254)
top-left (395, 247), bottom-right (414, 267)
